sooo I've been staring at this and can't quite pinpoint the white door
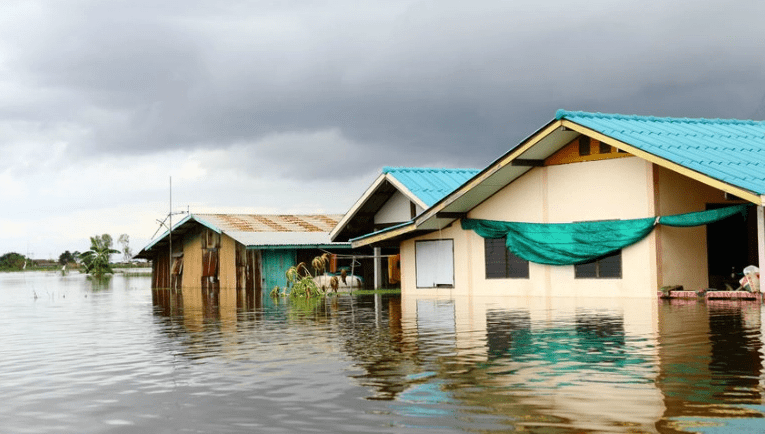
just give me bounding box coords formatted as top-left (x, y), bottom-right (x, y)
top-left (415, 239), bottom-right (454, 288)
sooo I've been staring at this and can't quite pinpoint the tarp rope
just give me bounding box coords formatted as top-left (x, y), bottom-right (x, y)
top-left (461, 204), bottom-right (750, 266)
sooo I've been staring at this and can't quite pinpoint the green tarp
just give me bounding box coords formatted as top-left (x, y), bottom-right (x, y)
top-left (461, 204), bottom-right (750, 266)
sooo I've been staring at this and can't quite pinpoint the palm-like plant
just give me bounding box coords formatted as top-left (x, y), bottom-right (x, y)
top-left (80, 234), bottom-right (120, 277)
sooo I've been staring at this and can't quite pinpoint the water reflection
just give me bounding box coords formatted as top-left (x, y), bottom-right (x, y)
top-left (146, 286), bottom-right (765, 433)
top-left (5, 272), bottom-right (765, 433)
top-left (657, 300), bottom-right (765, 432)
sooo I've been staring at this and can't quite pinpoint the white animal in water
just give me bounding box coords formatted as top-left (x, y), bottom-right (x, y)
top-left (313, 271), bottom-right (361, 291)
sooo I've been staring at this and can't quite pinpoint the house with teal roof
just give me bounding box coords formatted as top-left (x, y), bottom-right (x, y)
top-left (351, 111), bottom-right (765, 298)
top-left (331, 167), bottom-right (479, 289)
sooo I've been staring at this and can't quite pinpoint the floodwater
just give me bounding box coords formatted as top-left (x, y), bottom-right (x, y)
top-left (2, 272), bottom-right (765, 433)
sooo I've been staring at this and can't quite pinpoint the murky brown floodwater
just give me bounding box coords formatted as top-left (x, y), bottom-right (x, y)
top-left (2, 271), bottom-right (764, 433)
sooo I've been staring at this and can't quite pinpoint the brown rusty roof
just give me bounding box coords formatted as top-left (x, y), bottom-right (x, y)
top-left (194, 214), bottom-right (343, 233)
top-left (135, 214), bottom-right (349, 258)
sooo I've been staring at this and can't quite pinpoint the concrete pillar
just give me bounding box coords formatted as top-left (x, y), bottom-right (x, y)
top-left (374, 247), bottom-right (382, 290)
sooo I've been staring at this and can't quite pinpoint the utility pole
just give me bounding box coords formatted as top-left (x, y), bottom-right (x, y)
top-left (169, 176), bottom-right (173, 289)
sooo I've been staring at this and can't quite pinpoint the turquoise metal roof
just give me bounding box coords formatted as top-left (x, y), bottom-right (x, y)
top-left (382, 167), bottom-right (480, 207)
top-left (556, 110), bottom-right (765, 196)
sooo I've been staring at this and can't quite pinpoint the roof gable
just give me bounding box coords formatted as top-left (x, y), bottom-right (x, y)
top-left (556, 110), bottom-right (765, 197)
top-left (330, 167), bottom-right (478, 241)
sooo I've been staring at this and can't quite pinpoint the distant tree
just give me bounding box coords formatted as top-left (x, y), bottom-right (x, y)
top-left (0, 252), bottom-right (27, 271)
top-left (80, 234), bottom-right (119, 276)
top-left (117, 234), bottom-right (133, 263)
top-left (58, 250), bottom-right (77, 266)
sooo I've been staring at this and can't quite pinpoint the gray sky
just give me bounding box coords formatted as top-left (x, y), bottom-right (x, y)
top-left (2, 0), bottom-right (765, 259)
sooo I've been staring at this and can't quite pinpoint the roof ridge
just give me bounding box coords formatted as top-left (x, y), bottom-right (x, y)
top-left (555, 109), bottom-right (765, 125)
top-left (382, 166), bottom-right (479, 173)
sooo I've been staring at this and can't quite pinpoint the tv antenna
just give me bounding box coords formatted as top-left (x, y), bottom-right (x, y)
top-left (151, 176), bottom-right (188, 288)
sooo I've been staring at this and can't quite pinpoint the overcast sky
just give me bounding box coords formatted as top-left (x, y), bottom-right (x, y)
top-left (2, 0), bottom-right (765, 259)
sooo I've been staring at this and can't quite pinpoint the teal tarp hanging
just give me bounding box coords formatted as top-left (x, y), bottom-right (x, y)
top-left (657, 204), bottom-right (748, 227)
top-left (461, 204), bottom-right (750, 266)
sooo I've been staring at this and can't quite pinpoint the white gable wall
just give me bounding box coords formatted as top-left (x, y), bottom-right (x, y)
top-left (375, 191), bottom-right (422, 225)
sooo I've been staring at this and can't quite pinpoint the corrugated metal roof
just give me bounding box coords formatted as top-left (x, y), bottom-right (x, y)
top-left (383, 167), bottom-right (480, 207)
top-left (194, 214), bottom-right (342, 233)
top-left (556, 110), bottom-right (765, 195)
top-left (136, 214), bottom-right (348, 258)
top-left (227, 231), bottom-right (344, 248)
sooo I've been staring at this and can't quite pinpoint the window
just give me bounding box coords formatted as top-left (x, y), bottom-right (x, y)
top-left (599, 141), bottom-right (611, 154)
top-left (415, 239), bottom-right (454, 288)
top-left (575, 250), bottom-right (622, 278)
top-left (578, 136), bottom-right (590, 156)
top-left (485, 237), bottom-right (529, 278)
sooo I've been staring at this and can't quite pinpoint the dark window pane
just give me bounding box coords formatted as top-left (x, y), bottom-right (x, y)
top-left (485, 238), bottom-right (507, 279)
top-left (507, 250), bottom-right (529, 278)
top-left (575, 261), bottom-right (597, 278)
top-left (598, 251), bottom-right (622, 278)
top-left (578, 136), bottom-right (590, 156)
top-left (485, 237), bottom-right (529, 279)
top-left (575, 250), bottom-right (622, 278)
top-left (599, 142), bottom-right (612, 154)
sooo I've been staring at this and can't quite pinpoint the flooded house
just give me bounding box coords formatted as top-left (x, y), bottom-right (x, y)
top-left (351, 110), bottom-right (765, 298)
top-left (135, 213), bottom-right (351, 292)
top-left (331, 167), bottom-right (479, 289)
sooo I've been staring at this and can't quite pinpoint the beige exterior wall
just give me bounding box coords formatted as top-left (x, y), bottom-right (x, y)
top-left (181, 231), bottom-right (203, 289)
top-left (401, 157), bottom-right (661, 298)
top-left (653, 165), bottom-right (729, 292)
top-left (400, 223), bottom-right (467, 297)
top-left (180, 230), bottom-right (238, 289)
top-left (219, 234), bottom-right (237, 289)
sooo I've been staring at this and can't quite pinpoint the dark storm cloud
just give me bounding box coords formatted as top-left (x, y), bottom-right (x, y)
top-left (4, 0), bottom-right (765, 180)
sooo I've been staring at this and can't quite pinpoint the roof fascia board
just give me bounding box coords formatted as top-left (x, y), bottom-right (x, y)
top-left (140, 213), bottom-right (198, 252)
top-left (416, 119), bottom-right (565, 226)
top-left (561, 120), bottom-right (763, 206)
top-left (351, 221), bottom-right (417, 248)
top-left (385, 173), bottom-right (430, 209)
top-left (189, 214), bottom-right (224, 234)
top-left (329, 173), bottom-right (388, 241)
top-left (246, 243), bottom-right (352, 250)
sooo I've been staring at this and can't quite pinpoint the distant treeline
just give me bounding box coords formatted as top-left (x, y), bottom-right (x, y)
top-left (1, 234), bottom-right (137, 273)
top-left (0, 252), bottom-right (64, 271)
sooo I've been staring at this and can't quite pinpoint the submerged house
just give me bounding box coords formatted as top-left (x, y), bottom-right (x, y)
top-left (352, 110), bottom-right (765, 298)
top-left (331, 167), bottom-right (479, 288)
top-left (135, 213), bottom-right (350, 291)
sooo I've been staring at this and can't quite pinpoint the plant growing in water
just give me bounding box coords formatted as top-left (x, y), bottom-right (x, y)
top-left (80, 234), bottom-right (120, 277)
top-left (270, 254), bottom-right (332, 299)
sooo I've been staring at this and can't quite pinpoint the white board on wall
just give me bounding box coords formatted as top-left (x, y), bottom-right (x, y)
top-left (415, 239), bottom-right (454, 288)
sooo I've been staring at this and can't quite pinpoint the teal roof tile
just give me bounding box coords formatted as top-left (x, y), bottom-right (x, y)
top-left (382, 167), bottom-right (480, 207)
top-left (556, 110), bottom-right (765, 195)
